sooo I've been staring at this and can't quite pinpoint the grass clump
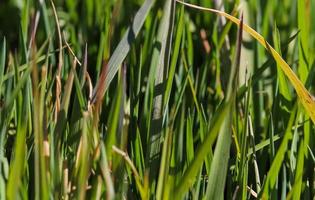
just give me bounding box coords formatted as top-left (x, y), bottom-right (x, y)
top-left (0, 0), bottom-right (314, 199)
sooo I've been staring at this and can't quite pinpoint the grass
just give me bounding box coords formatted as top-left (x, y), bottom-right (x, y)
top-left (0, 0), bottom-right (314, 199)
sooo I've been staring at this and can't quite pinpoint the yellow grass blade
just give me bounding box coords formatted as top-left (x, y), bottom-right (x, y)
top-left (176, 0), bottom-right (315, 124)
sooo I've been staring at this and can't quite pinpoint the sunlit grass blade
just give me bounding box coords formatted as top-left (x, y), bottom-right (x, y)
top-left (237, 28), bottom-right (300, 99)
top-left (175, 0), bottom-right (315, 124)
top-left (297, 0), bottom-right (310, 84)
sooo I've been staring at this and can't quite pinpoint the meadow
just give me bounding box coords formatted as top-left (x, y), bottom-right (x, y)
top-left (0, 0), bottom-right (314, 199)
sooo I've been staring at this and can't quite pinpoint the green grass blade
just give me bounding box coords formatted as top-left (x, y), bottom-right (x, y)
top-left (292, 140), bottom-right (305, 199)
top-left (6, 122), bottom-right (27, 200)
top-left (76, 112), bottom-right (90, 200)
top-left (204, 113), bottom-right (233, 200)
top-left (92, 0), bottom-right (155, 99)
top-left (205, 14), bottom-right (243, 199)
top-left (262, 104), bottom-right (297, 198)
top-left (173, 100), bottom-right (231, 198)
top-left (273, 23), bottom-right (292, 103)
top-left (99, 142), bottom-right (115, 199)
top-left (105, 71), bottom-right (123, 161)
top-left (32, 57), bottom-right (49, 199)
top-left (297, 0), bottom-right (310, 84)
top-left (163, 3), bottom-right (185, 116)
top-left (147, 1), bottom-right (175, 197)
top-left (6, 30), bottom-right (30, 198)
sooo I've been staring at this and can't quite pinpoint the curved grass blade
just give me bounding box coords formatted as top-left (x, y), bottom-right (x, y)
top-left (175, 0), bottom-right (315, 124)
